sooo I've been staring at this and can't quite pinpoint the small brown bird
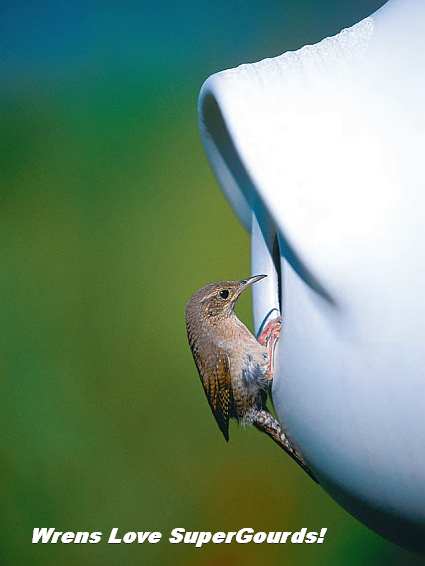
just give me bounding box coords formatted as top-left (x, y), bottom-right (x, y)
top-left (185, 275), bottom-right (315, 481)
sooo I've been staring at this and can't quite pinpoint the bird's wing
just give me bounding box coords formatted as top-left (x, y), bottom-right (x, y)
top-left (192, 346), bottom-right (232, 442)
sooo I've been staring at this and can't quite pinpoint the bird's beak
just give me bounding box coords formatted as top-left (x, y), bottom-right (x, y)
top-left (238, 274), bottom-right (267, 295)
top-left (242, 274), bottom-right (267, 287)
top-left (231, 275), bottom-right (267, 306)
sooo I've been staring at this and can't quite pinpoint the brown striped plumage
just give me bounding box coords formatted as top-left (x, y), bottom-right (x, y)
top-left (185, 275), bottom-right (316, 481)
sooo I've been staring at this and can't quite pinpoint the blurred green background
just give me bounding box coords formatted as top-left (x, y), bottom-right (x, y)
top-left (1, 1), bottom-right (423, 564)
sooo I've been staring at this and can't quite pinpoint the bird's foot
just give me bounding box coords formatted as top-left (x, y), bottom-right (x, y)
top-left (257, 315), bottom-right (282, 346)
top-left (257, 316), bottom-right (282, 378)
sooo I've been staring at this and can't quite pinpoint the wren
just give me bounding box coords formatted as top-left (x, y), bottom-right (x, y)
top-left (185, 275), bottom-right (316, 481)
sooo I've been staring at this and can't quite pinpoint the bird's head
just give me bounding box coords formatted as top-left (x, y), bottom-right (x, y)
top-left (185, 275), bottom-right (267, 322)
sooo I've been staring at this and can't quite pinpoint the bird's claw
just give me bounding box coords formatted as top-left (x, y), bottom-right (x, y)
top-left (257, 316), bottom-right (282, 379)
top-left (257, 316), bottom-right (282, 346)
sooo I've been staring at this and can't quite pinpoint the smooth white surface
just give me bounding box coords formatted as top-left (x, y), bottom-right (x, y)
top-left (199, 0), bottom-right (425, 551)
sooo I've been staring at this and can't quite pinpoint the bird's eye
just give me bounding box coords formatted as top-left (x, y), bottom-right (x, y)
top-left (219, 289), bottom-right (229, 299)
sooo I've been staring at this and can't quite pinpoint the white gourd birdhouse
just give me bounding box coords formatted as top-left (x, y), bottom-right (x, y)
top-left (198, 0), bottom-right (425, 551)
